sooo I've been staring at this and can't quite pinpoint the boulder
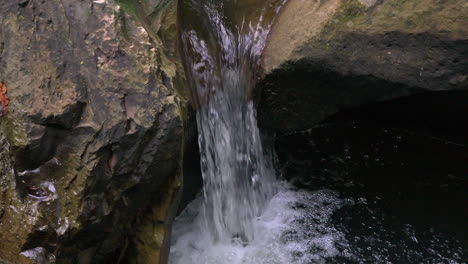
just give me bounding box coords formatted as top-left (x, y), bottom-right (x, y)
top-left (0, 0), bottom-right (187, 263)
top-left (258, 0), bottom-right (468, 132)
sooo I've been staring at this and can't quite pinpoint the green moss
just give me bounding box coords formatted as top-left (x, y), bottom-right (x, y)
top-left (389, 0), bottom-right (408, 8)
top-left (53, 150), bottom-right (84, 225)
top-left (0, 114), bottom-right (28, 149)
top-left (320, 0), bottom-right (368, 41)
top-left (312, 0), bottom-right (446, 47)
top-left (116, 0), bottom-right (139, 17)
top-left (118, 10), bottom-right (131, 41)
top-left (340, 2), bottom-right (367, 19)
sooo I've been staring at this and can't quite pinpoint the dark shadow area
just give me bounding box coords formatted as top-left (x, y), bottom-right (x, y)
top-left (256, 59), bottom-right (423, 133)
top-left (325, 90), bottom-right (468, 143)
top-left (179, 108), bottom-right (203, 214)
top-left (274, 91), bottom-right (468, 261)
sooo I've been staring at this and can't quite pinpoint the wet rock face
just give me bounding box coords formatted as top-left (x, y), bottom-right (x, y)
top-left (0, 0), bottom-right (185, 263)
top-left (258, 0), bottom-right (468, 132)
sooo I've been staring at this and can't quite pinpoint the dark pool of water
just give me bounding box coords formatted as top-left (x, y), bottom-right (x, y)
top-left (276, 121), bottom-right (467, 263)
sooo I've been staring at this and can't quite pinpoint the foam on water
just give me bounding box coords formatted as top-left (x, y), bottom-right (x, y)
top-left (169, 182), bottom-right (354, 264)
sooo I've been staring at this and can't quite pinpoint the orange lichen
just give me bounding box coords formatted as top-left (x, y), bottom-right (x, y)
top-left (0, 82), bottom-right (9, 115)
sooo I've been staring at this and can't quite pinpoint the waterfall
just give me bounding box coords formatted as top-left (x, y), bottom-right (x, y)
top-left (168, 1), bottom-right (467, 263)
top-left (180, 0), bottom-right (284, 243)
top-left (169, 1), bottom-right (353, 263)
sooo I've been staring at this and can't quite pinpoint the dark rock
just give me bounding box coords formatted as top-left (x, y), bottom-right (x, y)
top-left (0, 0), bottom-right (188, 263)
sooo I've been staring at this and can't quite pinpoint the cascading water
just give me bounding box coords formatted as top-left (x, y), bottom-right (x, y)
top-left (169, 0), bottom-right (467, 263)
top-left (169, 0), bottom-right (351, 263)
top-left (179, 0), bottom-right (284, 243)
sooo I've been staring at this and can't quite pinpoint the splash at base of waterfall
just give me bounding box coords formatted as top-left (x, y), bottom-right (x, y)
top-left (169, 181), bottom-right (353, 264)
top-left (169, 179), bottom-right (466, 264)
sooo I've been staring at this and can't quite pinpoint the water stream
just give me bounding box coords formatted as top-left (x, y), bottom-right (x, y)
top-left (176, 0), bottom-right (285, 244)
top-left (169, 1), bottom-right (466, 263)
top-left (170, 0), bottom-right (350, 262)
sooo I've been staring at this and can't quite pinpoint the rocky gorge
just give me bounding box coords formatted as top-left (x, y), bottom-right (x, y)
top-left (0, 0), bottom-right (466, 263)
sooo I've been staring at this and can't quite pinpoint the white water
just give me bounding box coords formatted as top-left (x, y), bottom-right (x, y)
top-left (170, 182), bottom-right (354, 264)
top-left (170, 1), bottom-right (467, 263)
top-left (169, 0), bottom-right (351, 262)
top-left (178, 0), bottom-right (284, 244)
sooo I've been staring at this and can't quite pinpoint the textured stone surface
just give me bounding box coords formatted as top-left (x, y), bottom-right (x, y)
top-left (0, 0), bottom-right (186, 263)
top-left (258, 0), bottom-right (468, 132)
